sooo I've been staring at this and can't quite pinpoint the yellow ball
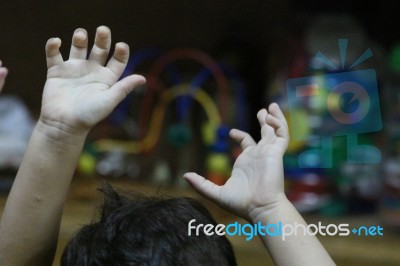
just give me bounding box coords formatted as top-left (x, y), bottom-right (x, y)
top-left (206, 153), bottom-right (231, 176)
top-left (78, 153), bottom-right (97, 175)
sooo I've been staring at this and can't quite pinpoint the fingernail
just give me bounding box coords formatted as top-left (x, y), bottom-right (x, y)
top-left (97, 25), bottom-right (111, 34)
top-left (75, 28), bottom-right (87, 35)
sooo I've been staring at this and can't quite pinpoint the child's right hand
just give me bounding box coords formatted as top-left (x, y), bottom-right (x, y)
top-left (0, 60), bottom-right (8, 92)
top-left (40, 26), bottom-right (146, 137)
top-left (184, 103), bottom-right (290, 221)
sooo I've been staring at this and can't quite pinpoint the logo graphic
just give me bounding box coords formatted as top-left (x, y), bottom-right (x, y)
top-left (188, 219), bottom-right (384, 241)
top-left (286, 39), bottom-right (382, 168)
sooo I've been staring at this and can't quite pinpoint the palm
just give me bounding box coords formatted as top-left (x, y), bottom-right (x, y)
top-left (218, 127), bottom-right (286, 218)
top-left (41, 60), bottom-right (118, 129)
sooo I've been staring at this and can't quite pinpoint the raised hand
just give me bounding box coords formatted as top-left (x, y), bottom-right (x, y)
top-left (0, 27), bottom-right (145, 266)
top-left (184, 103), bottom-right (289, 220)
top-left (0, 60), bottom-right (8, 92)
top-left (40, 26), bottom-right (145, 135)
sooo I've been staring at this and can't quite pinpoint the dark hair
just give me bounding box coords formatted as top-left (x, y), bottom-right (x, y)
top-left (61, 184), bottom-right (237, 266)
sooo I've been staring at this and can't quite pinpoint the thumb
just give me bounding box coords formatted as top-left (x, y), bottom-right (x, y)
top-left (107, 74), bottom-right (146, 105)
top-left (183, 172), bottom-right (222, 203)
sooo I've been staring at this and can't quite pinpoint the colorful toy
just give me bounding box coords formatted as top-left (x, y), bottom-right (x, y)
top-left (79, 48), bottom-right (249, 184)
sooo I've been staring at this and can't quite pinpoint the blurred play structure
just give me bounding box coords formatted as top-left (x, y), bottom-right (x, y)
top-left (268, 15), bottom-right (385, 215)
top-left (78, 48), bottom-right (249, 186)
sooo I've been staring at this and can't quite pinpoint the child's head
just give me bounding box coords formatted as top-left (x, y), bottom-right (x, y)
top-left (61, 184), bottom-right (237, 265)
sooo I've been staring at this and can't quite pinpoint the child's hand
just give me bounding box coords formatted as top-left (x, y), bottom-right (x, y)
top-left (40, 26), bottom-right (145, 136)
top-left (0, 60), bottom-right (8, 92)
top-left (184, 103), bottom-right (289, 220)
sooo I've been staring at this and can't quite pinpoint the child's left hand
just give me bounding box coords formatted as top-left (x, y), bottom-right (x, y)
top-left (184, 103), bottom-right (290, 220)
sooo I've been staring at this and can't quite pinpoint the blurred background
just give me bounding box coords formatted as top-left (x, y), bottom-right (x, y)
top-left (1, 0), bottom-right (400, 265)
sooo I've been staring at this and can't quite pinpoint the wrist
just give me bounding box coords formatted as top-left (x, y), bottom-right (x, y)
top-left (248, 193), bottom-right (290, 224)
top-left (36, 118), bottom-right (89, 146)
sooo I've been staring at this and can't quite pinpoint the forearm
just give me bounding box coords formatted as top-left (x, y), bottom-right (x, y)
top-left (249, 196), bottom-right (335, 266)
top-left (0, 120), bottom-right (87, 265)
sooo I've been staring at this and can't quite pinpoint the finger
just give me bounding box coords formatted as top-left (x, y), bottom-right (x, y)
top-left (106, 42), bottom-right (130, 77)
top-left (266, 104), bottom-right (290, 150)
top-left (88, 25), bottom-right (111, 65)
top-left (69, 28), bottom-right (88, 60)
top-left (229, 128), bottom-right (256, 150)
top-left (257, 108), bottom-right (268, 127)
top-left (106, 74), bottom-right (146, 105)
top-left (0, 66), bottom-right (8, 91)
top-left (266, 114), bottom-right (289, 140)
top-left (183, 172), bottom-right (222, 203)
top-left (260, 124), bottom-right (275, 144)
top-left (0, 68), bottom-right (8, 77)
top-left (257, 108), bottom-right (276, 141)
top-left (0, 61), bottom-right (8, 77)
top-left (45, 38), bottom-right (63, 68)
top-left (268, 103), bottom-right (288, 129)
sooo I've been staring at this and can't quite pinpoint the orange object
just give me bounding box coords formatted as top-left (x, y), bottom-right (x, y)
top-left (207, 173), bottom-right (228, 186)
